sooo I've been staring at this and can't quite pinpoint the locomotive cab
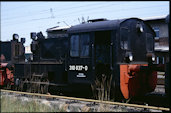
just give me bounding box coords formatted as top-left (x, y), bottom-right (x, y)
top-left (67, 18), bottom-right (157, 99)
top-left (118, 19), bottom-right (157, 99)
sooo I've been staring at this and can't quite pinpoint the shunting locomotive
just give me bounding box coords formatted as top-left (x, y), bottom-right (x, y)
top-left (1, 17), bottom-right (164, 100)
top-left (67, 18), bottom-right (158, 99)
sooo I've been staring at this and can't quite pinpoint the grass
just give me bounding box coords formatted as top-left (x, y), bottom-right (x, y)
top-left (91, 74), bottom-right (114, 112)
top-left (1, 95), bottom-right (64, 112)
top-left (1, 73), bottom-right (129, 112)
top-left (91, 74), bottom-right (113, 100)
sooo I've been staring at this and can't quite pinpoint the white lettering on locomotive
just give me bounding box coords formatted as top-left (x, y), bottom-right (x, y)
top-left (69, 65), bottom-right (88, 71)
top-left (69, 65), bottom-right (75, 70)
top-left (76, 73), bottom-right (86, 78)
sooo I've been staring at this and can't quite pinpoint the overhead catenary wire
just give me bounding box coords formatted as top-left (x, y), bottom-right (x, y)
top-left (2, 2), bottom-right (168, 22)
top-left (1, 2), bottom-right (168, 36)
top-left (1, 4), bottom-right (168, 27)
top-left (2, 2), bottom-right (112, 21)
top-left (50, 4), bottom-right (167, 19)
top-left (1, 11), bottom-right (167, 39)
top-left (2, 2), bottom-right (119, 21)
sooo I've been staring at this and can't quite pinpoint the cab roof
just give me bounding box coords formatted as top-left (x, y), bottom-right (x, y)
top-left (67, 18), bottom-right (155, 36)
top-left (67, 19), bottom-right (124, 33)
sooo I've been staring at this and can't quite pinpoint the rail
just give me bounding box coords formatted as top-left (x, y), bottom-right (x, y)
top-left (1, 89), bottom-right (170, 111)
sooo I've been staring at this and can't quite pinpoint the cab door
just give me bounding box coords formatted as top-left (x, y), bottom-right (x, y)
top-left (94, 31), bottom-right (112, 80)
top-left (68, 33), bottom-right (93, 85)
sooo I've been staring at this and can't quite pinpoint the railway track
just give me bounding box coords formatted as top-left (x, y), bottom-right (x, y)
top-left (1, 89), bottom-right (170, 112)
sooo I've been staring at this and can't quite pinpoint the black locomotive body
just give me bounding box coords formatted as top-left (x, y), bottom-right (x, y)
top-left (0, 34), bottom-right (25, 88)
top-left (67, 18), bottom-right (157, 99)
top-left (14, 33), bottom-right (69, 93)
top-left (12, 17), bottom-right (162, 100)
top-left (0, 35), bottom-right (25, 63)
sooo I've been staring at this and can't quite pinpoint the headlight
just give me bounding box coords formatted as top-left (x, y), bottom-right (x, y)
top-left (136, 22), bottom-right (143, 33)
top-left (146, 53), bottom-right (155, 63)
top-left (140, 25), bottom-right (144, 32)
top-left (125, 52), bottom-right (133, 62)
top-left (129, 54), bottom-right (133, 61)
top-left (152, 55), bottom-right (155, 62)
top-left (13, 33), bottom-right (19, 40)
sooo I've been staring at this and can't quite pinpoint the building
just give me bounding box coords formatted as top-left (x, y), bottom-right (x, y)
top-left (143, 15), bottom-right (169, 65)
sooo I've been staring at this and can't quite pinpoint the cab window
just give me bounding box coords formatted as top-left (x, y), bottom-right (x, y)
top-left (80, 34), bottom-right (90, 57)
top-left (70, 35), bottom-right (79, 57)
top-left (120, 28), bottom-right (130, 50)
top-left (70, 33), bottom-right (90, 57)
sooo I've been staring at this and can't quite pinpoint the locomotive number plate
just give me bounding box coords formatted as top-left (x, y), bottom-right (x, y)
top-left (69, 65), bottom-right (88, 71)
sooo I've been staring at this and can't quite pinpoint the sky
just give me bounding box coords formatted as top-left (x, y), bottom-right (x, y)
top-left (0, 1), bottom-right (170, 46)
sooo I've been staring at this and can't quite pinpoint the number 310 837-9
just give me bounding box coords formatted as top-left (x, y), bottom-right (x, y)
top-left (69, 65), bottom-right (88, 71)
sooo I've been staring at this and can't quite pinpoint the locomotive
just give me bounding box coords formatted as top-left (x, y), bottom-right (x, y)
top-left (1, 17), bottom-right (164, 100)
top-left (0, 34), bottom-right (25, 89)
top-left (67, 18), bottom-right (158, 99)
